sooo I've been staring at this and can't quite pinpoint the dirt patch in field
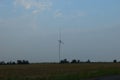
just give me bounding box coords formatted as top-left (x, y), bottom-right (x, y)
top-left (87, 75), bottom-right (120, 80)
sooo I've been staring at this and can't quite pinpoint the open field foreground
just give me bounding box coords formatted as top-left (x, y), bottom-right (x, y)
top-left (0, 63), bottom-right (120, 80)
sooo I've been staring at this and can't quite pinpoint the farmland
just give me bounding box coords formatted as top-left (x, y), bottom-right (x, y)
top-left (0, 63), bottom-right (120, 80)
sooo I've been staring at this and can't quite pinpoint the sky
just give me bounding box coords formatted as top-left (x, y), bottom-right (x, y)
top-left (0, 0), bottom-right (120, 62)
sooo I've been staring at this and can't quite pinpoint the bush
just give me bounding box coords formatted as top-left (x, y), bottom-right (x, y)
top-left (60, 59), bottom-right (69, 64)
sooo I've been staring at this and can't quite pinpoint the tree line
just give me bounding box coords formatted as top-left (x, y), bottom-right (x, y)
top-left (60, 59), bottom-right (119, 64)
top-left (0, 60), bottom-right (29, 65)
top-left (0, 59), bottom-right (119, 65)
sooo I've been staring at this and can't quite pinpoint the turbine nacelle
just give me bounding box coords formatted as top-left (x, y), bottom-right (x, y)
top-left (58, 40), bottom-right (64, 44)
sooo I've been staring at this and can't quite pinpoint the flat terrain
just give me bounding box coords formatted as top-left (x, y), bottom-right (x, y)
top-left (87, 75), bottom-right (120, 80)
top-left (0, 63), bottom-right (120, 80)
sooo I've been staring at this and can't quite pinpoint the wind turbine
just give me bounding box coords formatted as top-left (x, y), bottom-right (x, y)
top-left (58, 28), bottom-right (64, 63)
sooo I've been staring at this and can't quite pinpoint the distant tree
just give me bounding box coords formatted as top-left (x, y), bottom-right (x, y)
top-left (17, 60), bottom-right (29, 64)
top-left (17, 60), bottom-right (22, 64)
top-left (113, 59), bottom-right (117, 63)
top-left (71, 59), bottom-right (77, 63)
top-left (22, 60), bottom-right (26, 64)
top-left (0, 61), bottom-right (5, 65)
top-left (60, 59), bottom-right (69, 64)
top-left (86, 59), bottom-right (91, 63)
top-left (22, 60), bottom-right (29, 64)
top-left (77, 60), bottom-right (80, 63)
top-left (0, 60), bottom-right (30, 65)
top-left (71, 59), bottom-right (81, 63)
top-left (12, 62), bottom-right (16, 64)
top-left (7, 62), bottom-right (11, 65)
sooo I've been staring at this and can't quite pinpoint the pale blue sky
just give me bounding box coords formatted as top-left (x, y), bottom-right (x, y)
top-left (0, 0), bottom-right (120, 62)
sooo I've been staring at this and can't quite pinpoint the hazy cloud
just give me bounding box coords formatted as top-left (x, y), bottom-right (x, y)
top-left (14, 0), bottom-right (52, 14)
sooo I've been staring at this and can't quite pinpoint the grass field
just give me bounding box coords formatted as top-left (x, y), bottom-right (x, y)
top-left (0, 63), bottom-right (120, 80)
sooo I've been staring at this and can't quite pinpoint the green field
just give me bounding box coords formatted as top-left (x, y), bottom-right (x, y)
top-left (0, 63), bottom-right (120, 80)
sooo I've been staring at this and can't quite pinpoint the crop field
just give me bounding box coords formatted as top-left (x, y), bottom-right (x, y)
top-left (0, 63), bottom-right (120, 80)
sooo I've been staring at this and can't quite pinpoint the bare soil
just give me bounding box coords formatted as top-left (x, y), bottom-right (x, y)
top-left (87, 75), bottom-right (120, 80)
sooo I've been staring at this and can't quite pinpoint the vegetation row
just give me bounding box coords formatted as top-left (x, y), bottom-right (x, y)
top-left (0, 60), bottom-right (29, 65)
top-left (60, 59), bottom-right (119, 64)
top-left (0, 59), bottom-right (118, 65)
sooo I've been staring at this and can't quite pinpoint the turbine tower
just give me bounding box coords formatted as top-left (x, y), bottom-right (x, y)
top-left (58, 28), bottom-right (64, 63)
